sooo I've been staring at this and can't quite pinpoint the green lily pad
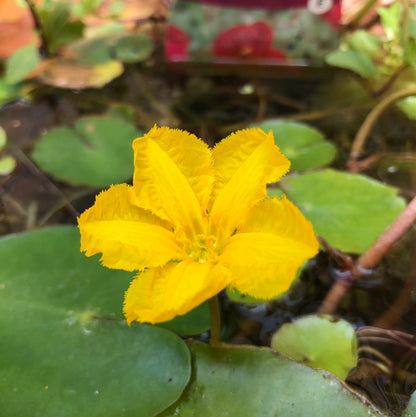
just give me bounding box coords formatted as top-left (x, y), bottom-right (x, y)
top-left (0, 226), bottom-right (191, 416)
top-left (404, 390), bottom-right (416, 416)
top-left (326, 50), bottom-right (376, 79)
top-left (275, 169), bottom-right (406, 253)
top-left (252, 120), bottom-right (336, 171)
top-left (271, 315), bottom-right (358, 380)
top-left (114, 34), bottom-right (154, 63)
top-left (160, 341), bottom-right (385, 417)
top-left (32, 116), bottom-right (141, 187)
top-left (159, 302), bottom-right (210, 335)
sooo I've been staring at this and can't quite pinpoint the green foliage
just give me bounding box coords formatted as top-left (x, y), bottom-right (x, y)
top-left (38, 2), bottom-right (85, 53)
top-left (344, 30), bottom-right (381, 58)
top-left (0, 79), bottom-right (25, 106)
top-left (0, 226), bottom-right (191, 416)
top-left (396, 95), bottom-right (416, 119)
top-left (160, 341), bottom-right (385, 417)
top-left (271, 315), bottom-right (358, 380)
top-left (252, 120), bottom-right (336, 171)
top-left (66, 33), bottom-right (154, 65)
top-left (404, 390), bottom-right (416, 416)
top-left (0, 126), bottom-right (16, 175)
top-left (5, 44), bottom-right (40, 84)
top-left (114, 34), bottom-right (154, 63)
top-left (326, 50), bottom-right (376, 79)
top-left (326, 2), bottom-right (416, 84)
top-left (159, 302), bottom-right (210, 335)
top-left (71, 0), bottom-right (105, 18)
top-left (32, 116), bottom-right (140, 187)
top-left (272, 169), bottom-right (406, 253)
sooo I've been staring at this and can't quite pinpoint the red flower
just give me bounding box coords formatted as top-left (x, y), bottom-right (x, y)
top-left (165, 25), bottom-right (190, 60)
top-left (212, 21), bottom-right (286, 60)
top-left (320, 3), bottom-right (342, 28)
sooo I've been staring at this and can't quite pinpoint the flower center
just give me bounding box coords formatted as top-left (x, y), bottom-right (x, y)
top-left (187, 235), bottom-right (217, 263)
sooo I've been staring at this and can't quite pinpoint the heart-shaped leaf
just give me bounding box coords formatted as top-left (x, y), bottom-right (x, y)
top-left (0, 226), bottom-right (191, 417)
top-left (32, 116), bottom-right (140, 187)
top-left (252, 120), bottom-right (336, 171)
top-left (274, 169), bottom-right (406, 253)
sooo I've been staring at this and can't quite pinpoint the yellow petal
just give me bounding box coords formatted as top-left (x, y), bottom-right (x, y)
top-left (210, 128), bottom-right (290, 239)
top-left (78, 184), bottom-right (182, 271)
top-left (220, 196), bottom-right (318, 299)
top-left (132, 126), bottom-right (214, 236)
top-left (123, 260), bottom-right (231, 324)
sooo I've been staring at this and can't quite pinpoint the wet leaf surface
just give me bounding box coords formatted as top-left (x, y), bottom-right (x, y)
top-left (276, 169), bottom-right (406, 253)
top-left (160, 341), bottom-right (385, 417)
top-left (0, 226), bottom-right (191, 417)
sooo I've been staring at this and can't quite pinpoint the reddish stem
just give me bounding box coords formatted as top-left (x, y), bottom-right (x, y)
top-left (318, 195), bottom-right (416, 314)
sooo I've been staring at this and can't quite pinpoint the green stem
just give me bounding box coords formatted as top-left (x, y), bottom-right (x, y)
top-left (208, 296), bottom-right (222, 347)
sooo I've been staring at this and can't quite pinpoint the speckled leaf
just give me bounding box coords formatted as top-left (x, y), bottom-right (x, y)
top-left (160, 341), bottom-right (385, 417)
top-left (274, 169), bottom-right (406, 253)
top-left (32, 116), bottom-right (140, 187)
top-left (252, 120), bottom-right (336, 170)
top-left (271, 315), bottom-right (358, 380)
top-left (0, 226), bottom-right (191, 417)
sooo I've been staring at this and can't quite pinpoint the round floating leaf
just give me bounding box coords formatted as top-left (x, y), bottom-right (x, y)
top-left (0, 226), bottom-right (191, 417)
top-left (252, 120), bottom-right (336, 170)
top-left (326, 50), bottom-right (376, 79)
top-left (160, 342), bottom-right (385, 417)
top-left (66, 36), bottom-right (114, 65)
top-left (32, 116), bottom-right (140, 187)
top-left (276, 169), bottom-right (406, 253)
top-left (271, 315), bottom-right (357, 380)
top-left (114, 34), bottom-right (154, 63)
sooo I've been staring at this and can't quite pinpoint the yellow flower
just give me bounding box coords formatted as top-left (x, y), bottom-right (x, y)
top-left (78, 126), bottom-right (318, 324)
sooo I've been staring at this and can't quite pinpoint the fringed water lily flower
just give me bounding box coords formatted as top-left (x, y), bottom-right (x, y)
top-left (78, 126), bottom-right (318, 324)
